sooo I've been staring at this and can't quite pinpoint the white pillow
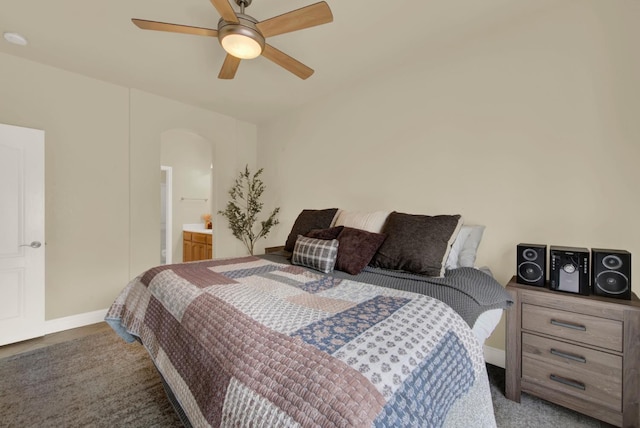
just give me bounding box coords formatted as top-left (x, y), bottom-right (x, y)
top-left (333, 210), bottom-right (390, 233)
top-left (457, 225), bottom-right (485, 268)
top-left (445, 226), bottom-right (472, 270)
top-left (445, 225), bottom-right (485, 269)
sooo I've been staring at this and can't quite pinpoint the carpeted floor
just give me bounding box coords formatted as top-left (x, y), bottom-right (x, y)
top-left (486, 364), bottom-right (612, 428)
top-left (0, 329), bottom-right (182, 427)
top-left (0, 328), bottom-right (613, 427)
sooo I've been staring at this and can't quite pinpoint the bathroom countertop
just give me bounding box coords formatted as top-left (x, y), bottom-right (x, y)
top-left (182, 224), bottom-right (213, 234)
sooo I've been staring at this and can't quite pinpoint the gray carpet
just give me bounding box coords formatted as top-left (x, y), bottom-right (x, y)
top-left (0, 329), bottom-right (182, 427)
top-left (486, 364), bottom-right (612, 428)
top-left (0, 328), bottom-right (611, 427)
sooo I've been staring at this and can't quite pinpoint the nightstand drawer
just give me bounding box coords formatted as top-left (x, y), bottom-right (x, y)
top-left (523, 359), bottom-right (621, 411)
top-left (522, 333), bottom-right (621, 411)
top-left (522, 303), bottom-right (622, 352)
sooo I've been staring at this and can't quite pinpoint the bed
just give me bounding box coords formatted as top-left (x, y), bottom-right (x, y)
top-left (106, 209), bottom-right (513, 427)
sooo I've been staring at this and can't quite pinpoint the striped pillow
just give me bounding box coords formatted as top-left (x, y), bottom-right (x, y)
top-left (291, 235), bottom-right (339, 273)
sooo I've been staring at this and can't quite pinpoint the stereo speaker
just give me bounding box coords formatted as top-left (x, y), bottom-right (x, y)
top-left (550, 246), bottom-right (590, 295)
top-left (517, 243), bottom-right (547, 286)
top-left (591, 248), bottom-right (631, 300)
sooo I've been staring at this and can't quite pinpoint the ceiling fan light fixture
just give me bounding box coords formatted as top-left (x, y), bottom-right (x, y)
top-left (218, 14), bottom-right (264, 60)
top-left (132, 0), bottom-right (334, 79)
top-left (221, 33), bottom-right (262, 59)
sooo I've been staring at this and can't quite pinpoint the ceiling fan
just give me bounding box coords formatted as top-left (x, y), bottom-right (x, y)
top-left (132, 0), bottom-right (333, 80)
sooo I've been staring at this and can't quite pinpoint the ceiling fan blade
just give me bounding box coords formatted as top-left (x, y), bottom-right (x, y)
top-left (256, 1), bottom-right (333, 38)
top-left (261, 44), bottom-right (314, 80)
top-left (218, 54), bottom-right (241, 79)
top-left (210, 0), bottom-right (239, 24)
top-left (132, 19), bottom-right (218, 37)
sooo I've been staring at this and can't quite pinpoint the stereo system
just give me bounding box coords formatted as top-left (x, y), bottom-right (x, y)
top-left (516, 244), bottom-right (632, 300)
top-left (516, 244), bottom-right (546, 287)
top-left (592, 248), bottom-right (632, 300)
top-left (550, 246), bottom-right (590, 295)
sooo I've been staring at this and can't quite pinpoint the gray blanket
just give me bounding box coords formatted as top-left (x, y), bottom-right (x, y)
top-left (260, 253), bottom-right (513, 327)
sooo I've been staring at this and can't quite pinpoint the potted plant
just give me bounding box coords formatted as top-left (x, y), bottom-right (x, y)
top-left (218, 165), bottom-right (280, 255)
top-left (201, 213), bottom-right (212, 229)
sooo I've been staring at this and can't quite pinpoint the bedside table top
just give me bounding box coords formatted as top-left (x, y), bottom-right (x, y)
top-left (507, 276), bottom-right (640, 308)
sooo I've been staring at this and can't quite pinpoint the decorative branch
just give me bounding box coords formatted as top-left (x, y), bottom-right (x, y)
top-left (218, 165), bottom-right (280, 255)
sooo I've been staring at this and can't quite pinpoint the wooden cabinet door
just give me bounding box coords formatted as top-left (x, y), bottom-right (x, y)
top-left (183, 231), bottom-right (192, 262)
top-left (192, 242), bottom-right (206, 261)
top-left (183, 240), bottom-right (191, 262)
top-left (183, 232), bottom-right (212, 262)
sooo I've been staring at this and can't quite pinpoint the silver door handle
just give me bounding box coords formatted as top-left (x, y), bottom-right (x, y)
top-left (20, 241), bottom-right (42, 248)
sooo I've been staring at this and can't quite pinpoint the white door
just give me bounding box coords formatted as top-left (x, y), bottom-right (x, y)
top-left (0, 123), bottom-right (45, 346)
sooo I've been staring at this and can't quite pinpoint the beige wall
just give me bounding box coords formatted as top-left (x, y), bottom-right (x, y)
top-left (0, 53), bottom-right (256, 320)
top-left (1, 54), bottom-right (130, 320)
top-left (129, 90), bottom-right (257, 275)
top-left (257, 0), bottom-right (640, 351)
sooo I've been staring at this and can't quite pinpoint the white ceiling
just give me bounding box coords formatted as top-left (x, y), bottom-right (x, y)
top-left (0, 0), bottom-right (554, 124)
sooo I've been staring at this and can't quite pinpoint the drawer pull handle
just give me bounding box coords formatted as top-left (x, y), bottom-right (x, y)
top-left (550, 319), bottom-right (586, 331)
top-left (550, 374), bottom-right (586, 390)
top-left (550, 348), bottom-right (587, 363)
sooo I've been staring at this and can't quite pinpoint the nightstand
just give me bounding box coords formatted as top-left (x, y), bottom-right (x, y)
top-left (505, 277), bottom-right (640, 427)
top-left (264, 245), bottom-right (285, 254)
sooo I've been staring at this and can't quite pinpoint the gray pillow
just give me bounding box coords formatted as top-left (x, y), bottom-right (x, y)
top-left (284, 208), bottom-right (339, 252)
top-left (291, 235), bottom-right (339, 273)
top-left (371, 212), bottom-right (462, 277)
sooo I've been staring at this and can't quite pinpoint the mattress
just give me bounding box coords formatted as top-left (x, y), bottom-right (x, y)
top-left (472, 308), bottom-right (503, 345)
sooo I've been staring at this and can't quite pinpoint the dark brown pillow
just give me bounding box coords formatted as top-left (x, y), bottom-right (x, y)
top-left (284, 208), bottom-right (339, 252)
top-left (306, 226), bottom-right (344, 240)
top-left (371, 212), bottom-right (462, 277)
top-left (335, 227), bottom-right (387, 275)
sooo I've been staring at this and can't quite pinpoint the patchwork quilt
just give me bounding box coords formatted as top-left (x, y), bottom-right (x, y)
top-left (106, 256), bottom-right (497, 427)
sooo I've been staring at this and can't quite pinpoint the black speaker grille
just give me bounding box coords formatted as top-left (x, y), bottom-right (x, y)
top-left (516, 244), bottom-right (546, 286)
top-left (522, 248), bottom-right (539, 261)
top-left (602, 255), bottom-right (623, 270)
top-left (595, 271), bottom-right (629, 295)
top-left (518, 262), bottom-right (544, 283)
top-left (591, 248), bottom-right (631, 300)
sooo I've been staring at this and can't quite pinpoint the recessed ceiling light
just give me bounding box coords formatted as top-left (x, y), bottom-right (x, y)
top-left (3, 32), bottom-right (28, 46)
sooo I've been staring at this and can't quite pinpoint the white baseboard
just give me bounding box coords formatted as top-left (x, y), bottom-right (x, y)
top-left (484, 345), bottom-right (505, 368)
top-left (44, 308), bottom-right (108, 335)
